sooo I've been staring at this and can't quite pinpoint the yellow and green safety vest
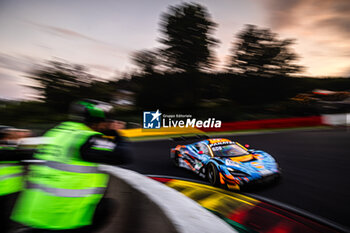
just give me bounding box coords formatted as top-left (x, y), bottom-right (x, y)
top-left (0, 146), bottom-right (24, 196)
top-left (12, 121), bottom-right (109, 230)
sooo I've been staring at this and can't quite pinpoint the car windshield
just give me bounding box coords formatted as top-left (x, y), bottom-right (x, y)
top-left (211, 144), bottom-right (249, 157)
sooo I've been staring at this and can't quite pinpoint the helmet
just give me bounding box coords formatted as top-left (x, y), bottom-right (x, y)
top-left (69, 99), bottom-right (113, 124)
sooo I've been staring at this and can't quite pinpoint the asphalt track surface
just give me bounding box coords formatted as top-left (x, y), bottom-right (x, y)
top-left (124, 128), bottom-right (350, 228)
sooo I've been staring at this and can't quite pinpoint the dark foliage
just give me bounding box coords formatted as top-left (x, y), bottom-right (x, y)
top-left (27, 61), bottom-right (116, 113)
top-left (230, 25), bottom-right (303, 77)
top-left (117, 73), bottom-right (350, 120)
top-left (131, 49), bottom-right (161, 75)
top-left (159, 2), bottom-right (219, 73)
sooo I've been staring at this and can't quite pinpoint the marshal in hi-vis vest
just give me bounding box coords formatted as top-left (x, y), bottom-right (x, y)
top-left (11, 122), bottom-right (109, 230)
top-left (0, 146), bottom-right (24, 196)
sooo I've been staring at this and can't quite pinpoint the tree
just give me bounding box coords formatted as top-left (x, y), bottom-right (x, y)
top-left (159, 3), bottom-right (219, 73)
top-left (230, 25), bottom-right (303, 77)
top-left (131, 49), bottom-right (160, 75)
top-left (28, 61), bottom-right (116, 112)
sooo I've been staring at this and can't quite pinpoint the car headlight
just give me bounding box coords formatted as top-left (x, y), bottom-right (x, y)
top-left (225, 160), bottom-right (240, 166)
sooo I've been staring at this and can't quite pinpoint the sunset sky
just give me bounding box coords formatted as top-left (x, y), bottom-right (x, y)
top-left (0, 0), bottom-right (349, 99)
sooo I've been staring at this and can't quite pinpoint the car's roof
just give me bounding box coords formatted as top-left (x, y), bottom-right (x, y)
top-left (199, 138), bottom-right (233, 146)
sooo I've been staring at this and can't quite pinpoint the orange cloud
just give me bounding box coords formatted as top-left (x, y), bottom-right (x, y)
top-left (263, 0), bottom-right (350, 76)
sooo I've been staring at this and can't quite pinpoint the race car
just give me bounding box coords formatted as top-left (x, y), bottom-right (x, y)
top-left (170, 138), bottom-right (281, 190)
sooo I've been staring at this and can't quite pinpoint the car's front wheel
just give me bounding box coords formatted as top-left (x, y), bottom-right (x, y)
top-left (207, 163), bottom-right (220, 187)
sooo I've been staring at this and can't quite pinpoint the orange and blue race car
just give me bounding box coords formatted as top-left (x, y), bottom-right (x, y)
top-left (170, 138), bottom-right (281, 190)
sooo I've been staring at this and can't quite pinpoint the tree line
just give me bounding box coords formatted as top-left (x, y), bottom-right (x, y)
top-left (32, 2), bottom-right (306, 111)
top-left (132, 2), bottom-right (303, 77)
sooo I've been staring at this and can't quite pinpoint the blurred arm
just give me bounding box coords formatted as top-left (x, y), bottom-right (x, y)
top-left (80, 132), bottom-right (132, 165)
top-left (0, 146), bottom-right (35, 161)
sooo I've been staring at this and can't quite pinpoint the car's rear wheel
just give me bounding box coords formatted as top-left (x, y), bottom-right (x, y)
top-left (207, 163), bottom-right (220, 187)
